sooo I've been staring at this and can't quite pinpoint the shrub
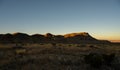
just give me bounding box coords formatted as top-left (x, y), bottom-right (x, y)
top-left (84, 53), bottom-right (116, 68)
top-left (40, 43), bottom-right (44, 45)
top-left (81, 44), bottom-right (86, 47)
top-left (51, 43), bottom-right (56, 46)
top-left (89, 45), bottom-right (94, 48)
top-left (102, 53), bottom-right (115, 66)
top-left (76, 44), bottom-right (86, 47)
top-left (68, 44), bottom-right (72, 47)
top-left (84, 53), bottom-right (103, 68)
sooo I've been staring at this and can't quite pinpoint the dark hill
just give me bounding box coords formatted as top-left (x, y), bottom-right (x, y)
top-left (64, 32), bottom-right (100, 44)
top-left (0, 32), bottom-right (111, 44)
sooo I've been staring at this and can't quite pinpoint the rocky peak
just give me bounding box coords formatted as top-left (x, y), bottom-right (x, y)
top-left (64, 32), bottom-right (90, 38)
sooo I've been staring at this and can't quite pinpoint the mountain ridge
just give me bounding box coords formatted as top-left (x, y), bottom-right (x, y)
top-left (0, 32), bottom-right (111, 44)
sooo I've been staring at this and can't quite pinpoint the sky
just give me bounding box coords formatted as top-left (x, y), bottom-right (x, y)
top-left (0, 0), bottom-right (120, 41)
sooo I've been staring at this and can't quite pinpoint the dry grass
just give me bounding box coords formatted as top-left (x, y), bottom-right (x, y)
top-left (0, 43), bottom-right (120, 70)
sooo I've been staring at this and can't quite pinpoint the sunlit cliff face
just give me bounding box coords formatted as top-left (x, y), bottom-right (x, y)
top-left (64, 32), bottom-right (90, 38)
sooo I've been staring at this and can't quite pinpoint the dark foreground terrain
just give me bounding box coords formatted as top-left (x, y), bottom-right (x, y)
top-left (0, 43), bottom-right (120, 70)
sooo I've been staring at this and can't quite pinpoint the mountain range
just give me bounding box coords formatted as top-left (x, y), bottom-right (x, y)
top-left (0, 32), bottom-right (111, 44)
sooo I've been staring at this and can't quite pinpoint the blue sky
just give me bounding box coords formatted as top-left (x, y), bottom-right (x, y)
top-left (0, 0), bottom-right (120, 40)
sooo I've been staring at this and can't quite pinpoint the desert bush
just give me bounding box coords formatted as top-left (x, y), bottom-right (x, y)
top-left (40, 43), bottom-right (44, 45)
top-left (88, 45), bottom-right (99, 49)
top-left (76, 44), bottom-right (86, 47)
top-left (58, 44), bottom-right (62, 46)
top-left (88, 45), bottom-right (95, 48)
top-left (84, 53), bottom-right (103, 68)
top-left (51, 43), bottom-right (58, 49)
top-left (68, 44), bottom-right (72, 47)
top-left (102, 53), bottom-right (115, 66)
top-left (60, 59), bottom-right (72, 65)
top-left (84, 53), bottom-right (116, 68)
top-left (51, 43), bottom-right (56, 46)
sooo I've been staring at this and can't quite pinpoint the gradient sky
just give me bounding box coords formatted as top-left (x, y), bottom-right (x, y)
top-left (0, 0), bottom-right (120, 40)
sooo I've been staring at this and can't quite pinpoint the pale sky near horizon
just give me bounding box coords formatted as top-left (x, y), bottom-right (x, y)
top-left (0, 0), bottom-right (120, 40)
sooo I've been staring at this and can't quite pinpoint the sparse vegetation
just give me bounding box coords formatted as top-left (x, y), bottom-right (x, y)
top-left (84, 52), bottom-right (118, 69)
top-left (102, 53), bottom-right (115, 66)
top-left (0, 32), bottom-right (120, 70)
top-left (0, 43), bottom-right (120, 70)
top-left (84, 53), bottom-right (103, 68)
top-left (76, 44), bottom-right (86, 47)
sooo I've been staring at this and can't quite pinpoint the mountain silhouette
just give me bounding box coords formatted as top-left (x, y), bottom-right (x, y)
top-left (0, 32), bottom-right (111, 44)
top-left (64, 32), bottom-right (110, 44)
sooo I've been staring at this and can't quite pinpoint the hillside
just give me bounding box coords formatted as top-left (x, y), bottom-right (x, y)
top-left (0, 32), bottom-right (111, 44)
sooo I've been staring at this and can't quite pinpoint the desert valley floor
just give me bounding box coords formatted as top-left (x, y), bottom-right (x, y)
top-left (0, 43), bottom-right (120, 70)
